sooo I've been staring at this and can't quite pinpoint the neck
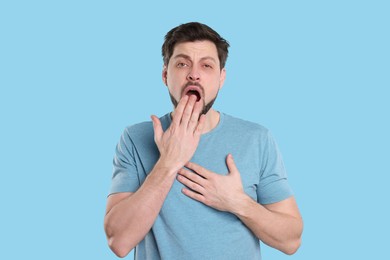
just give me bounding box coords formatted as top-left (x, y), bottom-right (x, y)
top-left (201, 108), bottom-right (220, 134)
top-left (170, 108), bottom-right (220, 134)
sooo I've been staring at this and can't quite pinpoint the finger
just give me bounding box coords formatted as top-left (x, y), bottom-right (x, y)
top-left (188, 99), bottom-right (203, 131)
top-left (226, 154), bottom-right (239, 175)
top-left (185, 161), bottom-right (211, 179)
top-left (180, 95), bottom-right (197, 127)
top-left (194, 114), bottom-right (206, 136)
top-left (177, 174), bottom-right (206, 194)
top-left (171, 95), bottom-right (189, 127)
top-left (178, 168), bottom-right (207, 187)
top-left (181, 187), bottom-right (206, 204)
top-left (151, 115), bottom-right (163, 144)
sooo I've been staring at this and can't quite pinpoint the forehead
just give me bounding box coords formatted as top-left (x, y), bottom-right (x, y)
top-left (171, 40), bottom-right (218, 60)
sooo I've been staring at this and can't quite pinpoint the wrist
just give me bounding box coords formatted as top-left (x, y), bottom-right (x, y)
top-left (145, 159), bottom-right (180, 191)
top-left (230, 193), bottom-right (256, 217)
top-left (153, 158), bottom-right (183, 177)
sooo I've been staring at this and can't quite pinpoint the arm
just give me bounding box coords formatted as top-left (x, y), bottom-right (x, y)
top-left (177, 154), bottom-right (303, 255)
top-left (104, 95), bottom-right (205, 258)
top-left (104, 162), bottom-right (177, 258)
top-left (234, 196), bottom-right (303, 255)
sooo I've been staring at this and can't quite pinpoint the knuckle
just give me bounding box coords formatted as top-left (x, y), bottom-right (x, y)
top-left (169, 127), bottom-right (176, 135)
top-left (193, 175), bottom-right (200, 183)
top-left (183, 109), bottom-right (191, 117)
top-left (190, 117), bottom-right (198, 125)
top-left (182, 171), bottom-right (189, 178)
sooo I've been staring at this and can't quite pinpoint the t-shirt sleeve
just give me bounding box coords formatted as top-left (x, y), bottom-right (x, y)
top-left (109, 128), bottom-right (140, 195)
top-left (257, 131), bottom-right (293, 204)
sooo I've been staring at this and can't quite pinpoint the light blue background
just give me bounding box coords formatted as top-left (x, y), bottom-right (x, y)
top-left (1, 1), bottom-right (389, 259)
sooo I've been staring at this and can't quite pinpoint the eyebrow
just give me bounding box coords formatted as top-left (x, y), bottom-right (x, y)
top-left (172, 54), bottom-right (217, 63)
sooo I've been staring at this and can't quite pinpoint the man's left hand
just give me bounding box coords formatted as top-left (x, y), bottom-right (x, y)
top-left (177, 154), bottom-right (247, 213)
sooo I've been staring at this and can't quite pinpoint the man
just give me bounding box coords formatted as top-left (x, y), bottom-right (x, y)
top-left (104, 22), bottom-right (303, 259)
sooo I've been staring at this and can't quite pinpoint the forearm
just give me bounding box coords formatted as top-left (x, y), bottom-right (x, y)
top-left (104, 160), bottom-right (177, 257)
top-left (105, 96), bottom-right (205, 257)
top-left (233, 196), bottom-right (303, 255)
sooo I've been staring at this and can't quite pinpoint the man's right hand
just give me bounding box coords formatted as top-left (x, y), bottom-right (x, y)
top-left (151, 95), bottom-right (205, 172)
top-left (106, 95), bottom-right (205, 257)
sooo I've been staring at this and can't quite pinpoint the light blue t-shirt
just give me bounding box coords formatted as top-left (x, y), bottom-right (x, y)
top-left (110, 112), bottom-right (293, 259)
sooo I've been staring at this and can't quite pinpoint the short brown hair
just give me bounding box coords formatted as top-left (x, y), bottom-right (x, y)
top-left (162, 22), bottom-right (230, 69)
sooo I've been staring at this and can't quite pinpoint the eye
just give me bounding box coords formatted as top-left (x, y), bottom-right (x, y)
top-left (177, 62), bottom-right (188, 68)
top-left (203, 64), bottom-right (213, 69)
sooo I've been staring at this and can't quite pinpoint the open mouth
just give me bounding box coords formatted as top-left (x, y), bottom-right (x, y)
top-left (185, 90), bottom-right (201, 102)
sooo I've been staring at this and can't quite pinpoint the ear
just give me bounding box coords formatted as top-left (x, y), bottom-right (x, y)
top-left (162, 65), bottom-right (168, 86)
top-left (219, 68), bottom-right (226, 90)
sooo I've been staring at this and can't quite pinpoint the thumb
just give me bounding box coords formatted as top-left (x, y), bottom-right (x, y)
top-left (226, 154), bottom-right (239, 175)
top-left (151, 115), bottom-right (163, 144)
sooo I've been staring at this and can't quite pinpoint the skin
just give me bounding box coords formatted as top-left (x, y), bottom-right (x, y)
top-left (104, 95), bottom-right (205, 258)
top-left (177, 157), bottom-right (303, 255)
top-left (162, 40), bottom-right (226, 132)
top-left (104, 40), bottom-right (303, 258)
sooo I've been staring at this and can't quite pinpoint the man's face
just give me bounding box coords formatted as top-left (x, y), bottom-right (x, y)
top-left (162, 40), bottom-right (226, 115)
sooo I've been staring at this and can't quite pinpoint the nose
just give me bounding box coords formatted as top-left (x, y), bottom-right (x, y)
top-left (187, 67), bottom-right (200, 81)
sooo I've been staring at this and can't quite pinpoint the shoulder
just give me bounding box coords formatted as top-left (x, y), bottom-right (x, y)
top-left (120, 113), bottom-right (170, 147)
top-left (123, 113), bottom-right (170, 138)
top-left (222, 113), bottom-right (270, 138)
top-left (124, 121), bottom-right (153, 138)
top-left (116, 121), bottom-right (153, 151)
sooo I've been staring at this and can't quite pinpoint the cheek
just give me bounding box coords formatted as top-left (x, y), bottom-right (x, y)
top-left (167, 78), bottom-right (182, 91)
top-left (210, 77), bottom-right (223, 91)
top-left (167, 70), bottom-right (185, 85)
top-left (166, 78), bottom-right (184, 98)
